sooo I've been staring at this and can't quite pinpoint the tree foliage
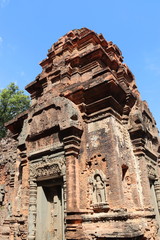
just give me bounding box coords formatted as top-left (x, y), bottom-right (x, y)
top-left (0, 83), bottom-right (30, 138)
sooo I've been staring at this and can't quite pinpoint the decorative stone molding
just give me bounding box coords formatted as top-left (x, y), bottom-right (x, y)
top-left (154, 179), bottom-right (160, 213)
top-left (147, 163), bottom-right (156, 180)
top-left (30, 163), bottom-right (63, 179)
top-left (18, 119), bottom-right (28, 147)
top-left (28, 179), bottom-right (37, 240)
top-left (30, 155), bottom-right (65, 179)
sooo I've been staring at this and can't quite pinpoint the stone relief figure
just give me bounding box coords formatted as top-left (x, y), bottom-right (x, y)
top-left (89, 170), bottom-right (108, 206)
top-left (15, 185), bottom-right (22, 214)
top-left (7, 202), bottom-right (12, 217)
top-left (94, 174), bottom-right (106, 203)
top-left (0, 185), bottom-right (5, 205)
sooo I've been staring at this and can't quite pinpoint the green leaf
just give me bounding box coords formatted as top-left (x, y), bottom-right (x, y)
top-left (0, 82), bottom-right (30, 138)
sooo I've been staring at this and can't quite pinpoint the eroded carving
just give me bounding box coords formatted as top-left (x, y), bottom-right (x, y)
top-left (147, 163), bottom-right (156, 180)
top-left (89, 170), bottom-right (108, 206)
top-left (27, 96), bottom-right (83, 140)
top-left (30, 156), bottom-right (65, 179)
top-left (0, 185), bottom-right (5, 206)
top-left (7, 202), bottom-right (12, 217)
top-left (87, 153), bottom-right (105, 167)
top-left (94, 174), bottom-right (106, 203)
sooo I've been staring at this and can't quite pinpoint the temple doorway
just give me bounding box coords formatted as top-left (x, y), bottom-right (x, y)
top-left (36, 178), bottom-right (64, 240)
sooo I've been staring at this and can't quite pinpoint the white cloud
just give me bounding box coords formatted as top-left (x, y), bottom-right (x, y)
top-left (0, 0), bottom-right (10, 8)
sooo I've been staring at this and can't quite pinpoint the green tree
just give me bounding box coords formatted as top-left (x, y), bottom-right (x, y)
top-left (0, 82), bottom-right (30, 138)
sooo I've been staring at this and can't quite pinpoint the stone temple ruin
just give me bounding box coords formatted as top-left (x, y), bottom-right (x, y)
top-left (0, 28), bottom-right (160, 240)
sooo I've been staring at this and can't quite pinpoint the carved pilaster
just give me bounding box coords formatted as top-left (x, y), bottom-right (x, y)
top-left (62, 127), bottom-right (82, 211)
top-left (28, 178), bottom-right (37, 240)
top-left (154, 180), bottom-right (160, 213)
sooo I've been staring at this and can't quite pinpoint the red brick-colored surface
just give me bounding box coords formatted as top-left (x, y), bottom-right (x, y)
top-left (0, 28), bottom-right (160, 240)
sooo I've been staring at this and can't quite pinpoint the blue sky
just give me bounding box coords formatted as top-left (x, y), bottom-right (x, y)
top-left (0, 0), bottom-right (160, 130)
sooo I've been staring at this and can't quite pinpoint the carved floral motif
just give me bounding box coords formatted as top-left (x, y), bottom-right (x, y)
top-left (30, 156), bottom-right (65, 179)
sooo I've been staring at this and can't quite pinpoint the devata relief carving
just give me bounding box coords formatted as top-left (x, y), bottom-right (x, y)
top-left (94, 175), bottom-right (106, 203)
top-left (0, 28), bottom-right (160, 240)
top-left (0, 185), bottom-right (5, 206)
top-left (89, 170), bottom-right (108, 207)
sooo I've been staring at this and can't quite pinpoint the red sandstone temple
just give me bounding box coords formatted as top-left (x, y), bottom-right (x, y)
top-left (0, 28), bottom-right (160, 240)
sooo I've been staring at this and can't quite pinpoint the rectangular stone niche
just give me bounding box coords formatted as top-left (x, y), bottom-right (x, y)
top-left (36, 178), bottom-right (64, 240)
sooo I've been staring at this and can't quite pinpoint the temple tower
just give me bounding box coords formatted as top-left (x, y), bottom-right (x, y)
top-left (0, 28), bottom-right (160, 240)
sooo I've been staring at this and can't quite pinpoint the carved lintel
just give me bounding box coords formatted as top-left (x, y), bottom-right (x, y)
top-left (30, 163), bottom-right (62, 179)
top-left (30, 156), bottom-right (65, 179)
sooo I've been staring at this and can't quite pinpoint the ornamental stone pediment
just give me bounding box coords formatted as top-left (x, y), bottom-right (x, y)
top-left (27, 96), bottom-right (83, 140)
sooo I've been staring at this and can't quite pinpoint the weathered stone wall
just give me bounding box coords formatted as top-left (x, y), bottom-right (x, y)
top-left (0, 28), bottom-right (160, 240)
top-left (0, 136), bottom-right (16, 238)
